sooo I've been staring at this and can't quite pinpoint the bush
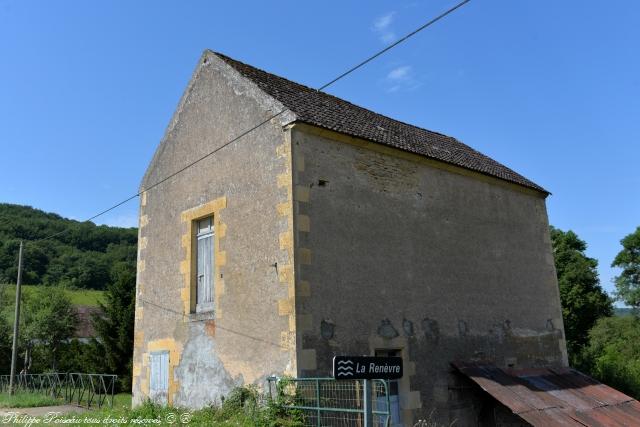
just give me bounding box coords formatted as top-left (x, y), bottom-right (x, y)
top-left (580, 315), bottom-right (640, 399)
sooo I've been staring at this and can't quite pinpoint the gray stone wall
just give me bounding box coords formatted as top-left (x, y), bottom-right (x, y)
top-left (290, 125), bottom-right (566, 425)
top-left (132, 52), bottom-right (296, 408)
top-left (134, 49), bottom-right (566, 425)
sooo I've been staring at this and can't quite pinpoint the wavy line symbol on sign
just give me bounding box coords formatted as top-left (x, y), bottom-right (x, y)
top-left (336, 360), bottom-right (354, 377)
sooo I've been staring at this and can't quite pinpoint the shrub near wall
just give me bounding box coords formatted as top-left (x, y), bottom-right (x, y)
top-left (581, 315), bottom-right (640, 399)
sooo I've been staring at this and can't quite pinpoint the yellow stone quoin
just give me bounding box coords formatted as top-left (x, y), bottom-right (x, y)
top-left (140, 338), bottom-right (184, 406)
top-left (275, 136), bottom-right (297, 376)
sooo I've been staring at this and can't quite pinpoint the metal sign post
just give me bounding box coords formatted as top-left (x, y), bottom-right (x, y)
top-left (333, 355), bottom-right (403, 427)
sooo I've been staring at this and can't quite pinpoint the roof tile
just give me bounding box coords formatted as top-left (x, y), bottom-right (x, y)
top-left (215, 52), bottom-right (547, 193)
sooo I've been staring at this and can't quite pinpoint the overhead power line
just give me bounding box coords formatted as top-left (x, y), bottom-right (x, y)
top-left (33, 0), bottom-right (471, 244)
top-left (141, 298), bottom-right (289, 350)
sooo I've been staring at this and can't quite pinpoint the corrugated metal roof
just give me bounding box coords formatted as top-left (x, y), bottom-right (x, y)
top-left (452, 362), bottom-right (640, 426)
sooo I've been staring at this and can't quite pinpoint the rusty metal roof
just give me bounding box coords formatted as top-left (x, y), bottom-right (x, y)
top-left (452, 362), bottom-right (640, 426)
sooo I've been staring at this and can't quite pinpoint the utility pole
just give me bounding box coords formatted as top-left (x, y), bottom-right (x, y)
top-left (9, 241), bottom-right (24, 395)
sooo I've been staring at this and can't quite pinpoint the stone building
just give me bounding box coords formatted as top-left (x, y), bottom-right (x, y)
top-left (132, 50), bottom-right (570, 425)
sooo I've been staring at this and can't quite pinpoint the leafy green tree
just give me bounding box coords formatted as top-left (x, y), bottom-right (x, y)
top-left (0, 203), bottom-right (137, 289)
top-left (23, 287), bottom-right (78, 371)
top-left (92, 261), bottom-right (136, 391)
top-left (612, 227), bottom-right (640, 310)
top-left (550, 227), bottom-right (613, 362)
top-left (57, 340), bottom-right (96, 374)
top-left (0, 319), bottom-right (11, 374)
top-left (580, 315), bottom-right (640, 399)
top-left (0, 287), bottom-right (11, 374)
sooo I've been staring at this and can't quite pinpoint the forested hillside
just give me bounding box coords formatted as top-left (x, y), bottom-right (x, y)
top-left (0, 203), bottom-right (137, 289)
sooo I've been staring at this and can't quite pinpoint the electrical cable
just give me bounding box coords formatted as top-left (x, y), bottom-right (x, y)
top-left (31, 0), bottom-right (471, 244)
top-left (141, 298), bottom-right (289, 350)
top-left (7, 0), bottom-right (473, 366)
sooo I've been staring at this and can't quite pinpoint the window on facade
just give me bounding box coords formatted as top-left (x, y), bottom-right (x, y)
top-left (196, 216), bottom-right (214, 312)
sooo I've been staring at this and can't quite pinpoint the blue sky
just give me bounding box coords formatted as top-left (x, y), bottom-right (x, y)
top-left (0, 1), bottom-right (638, 299)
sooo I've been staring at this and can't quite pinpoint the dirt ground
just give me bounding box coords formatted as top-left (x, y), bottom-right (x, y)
top-left (0, 404), bottom-right (89, 417)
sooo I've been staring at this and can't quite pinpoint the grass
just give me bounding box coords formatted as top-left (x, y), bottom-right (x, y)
top-left (0, 392), bottom-right (130, 410)
top-left (0, 388), bottom-right (305, 426)
top-left (66, 392), bottom-right (131, 410)
top-left (64, 288), bottom-right (105, 307)
top-left (1, 284), bottom-right (104, 308)
top-left (31, 388), bottom-right (303, 426)
top-left (0, 392), bottom-right (63, 408)
top-left (110, 393), bottom-right (132, 408)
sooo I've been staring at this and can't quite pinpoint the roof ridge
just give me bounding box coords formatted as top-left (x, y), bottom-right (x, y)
top-left (212, 51), bottom-right (458, 142)
top-left (210, 50), bottom-right (547, 194)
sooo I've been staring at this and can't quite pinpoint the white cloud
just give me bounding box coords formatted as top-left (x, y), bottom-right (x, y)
top-left (387, 65), bottom-right (412, 81)
top-left (383, 65), bottom-right (423, 93)
top-left (373, 12), bottom-right (396, 43)
top-left (373, 12), bottom-right (395, 31)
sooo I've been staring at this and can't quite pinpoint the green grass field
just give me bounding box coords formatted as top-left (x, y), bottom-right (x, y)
top-left (0, 392), bottom-right (130, 409)
top-left (1, 284), bottom-right (104, 308)
top-left (0, 392), bottom-right (62, 408)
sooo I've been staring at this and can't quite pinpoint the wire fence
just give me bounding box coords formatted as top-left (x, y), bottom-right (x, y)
top-left (0, 372), bottom-right (117, 408)
top-left (267, 377), bottom-right (390, 427)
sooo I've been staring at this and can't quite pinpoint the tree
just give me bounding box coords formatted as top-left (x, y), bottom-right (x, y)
top-left (550, 227), bottom-right (613, 362)
top-left (23, 287), bottom-right (78, 371)
top-left (0, 287), bottom-right (11, 374)
top-left (580, 315), bottom-right (640, 399)
top-left (0, 318), bottom-right (11, 374)
top-left (92, 261), bottom-right (136, 391)
top-left (56, 340), bottom-right (96, 374)
top-left (0, 203), bottom-right (137, 289)
top-left (612, 226), bottom-right (640, 310)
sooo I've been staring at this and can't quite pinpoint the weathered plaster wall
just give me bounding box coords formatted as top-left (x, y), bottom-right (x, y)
top-left (132, 51), bottom-right (297, 408)
top-left (291, 125), bottom-right (567, 426)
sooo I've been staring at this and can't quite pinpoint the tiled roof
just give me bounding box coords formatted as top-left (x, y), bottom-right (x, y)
top-left (215, 52), bottom-right (547, 193)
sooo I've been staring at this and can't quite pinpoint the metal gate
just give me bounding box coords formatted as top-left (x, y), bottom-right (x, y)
top-left (267, 376), bottom-right (391, 427)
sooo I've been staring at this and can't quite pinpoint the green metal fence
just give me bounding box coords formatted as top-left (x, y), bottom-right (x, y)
top-left (267, 376), bottom-right (390, 427)
top-left (0, 373), bottom-right (66, 398)
top-left (0, 373), bottom-right (116, 408)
